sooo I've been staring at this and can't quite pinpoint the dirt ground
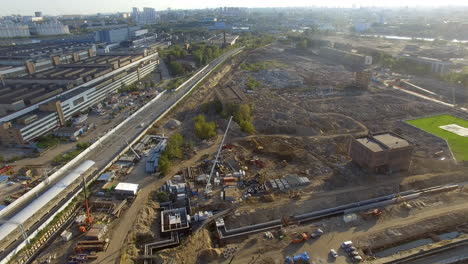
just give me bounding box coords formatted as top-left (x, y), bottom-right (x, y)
top-left (116, 42), bottom-right (468, 264)
top-left (212, 187), bottom-right (468, 264)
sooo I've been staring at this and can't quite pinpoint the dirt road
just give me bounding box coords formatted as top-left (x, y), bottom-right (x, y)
top-left (95, 135), bottom-right (222, 264)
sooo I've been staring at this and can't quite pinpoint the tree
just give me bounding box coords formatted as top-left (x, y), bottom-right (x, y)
top-left (239, 120), bottom-right (255, 134)
top-left (194, 114), bottom-right (216, 139)
top-left (155, 192), bottom-right (169, 202)
top-left (165, 133), bottom-right (184, 159)
top-left (158, 153), bottom-right (171, 175)
top-left (168, 61), bottom-right (185, 76)
top-left (236, 104), bottom-right (253, 123)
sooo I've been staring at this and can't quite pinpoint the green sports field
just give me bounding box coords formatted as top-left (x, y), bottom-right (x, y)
top-left (407, 114), bottom-right (468, 162)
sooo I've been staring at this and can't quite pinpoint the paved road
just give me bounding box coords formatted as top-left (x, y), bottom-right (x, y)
top-left (0, 47), bottom-right (242, 260)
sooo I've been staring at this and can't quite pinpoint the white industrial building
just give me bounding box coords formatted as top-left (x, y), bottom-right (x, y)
top-left (0, 23), bottom-right (31, 38)
top-left (33, 21), bottom-right (70, 36)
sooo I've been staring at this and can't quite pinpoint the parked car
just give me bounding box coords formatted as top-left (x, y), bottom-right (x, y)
top-left (330, 249), bottom-right (338, 258)
top-left (349, 251), bottom-right (360, 257)
top-left (341, 241), bottom-right (353, 248)
top-left (345, 246), bottom-right (357, 253)
top-left (352, 256), bottom-right (363, 262)
top-left (310, 228), bottom-right (324, 238)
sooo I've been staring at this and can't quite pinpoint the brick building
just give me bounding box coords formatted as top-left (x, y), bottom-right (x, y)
top-left (349, 132), bottom-right (414, 174)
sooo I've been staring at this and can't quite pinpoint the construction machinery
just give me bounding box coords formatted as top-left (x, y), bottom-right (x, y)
top-left (361, 209), bottom-right (382, 219)
top-left (250, 138), bottom-right (263, 152)
top-left (395, 194), bottom-right (412, 209)
top-left (205, 116), bottom-right (233, 195)
top-left (291, 232), bottom-right (308, 244)
top-left (78, 176), bottom-right (93, 232)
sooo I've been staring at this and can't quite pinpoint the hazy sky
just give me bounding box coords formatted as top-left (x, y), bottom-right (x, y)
top-left (1, 0), bottom-right (468, 16)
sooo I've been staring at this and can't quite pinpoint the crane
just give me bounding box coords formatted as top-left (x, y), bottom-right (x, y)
top-left (79, 175), bottom-right (92, 232)
top-left (205, 116), bottom-right (233, 195)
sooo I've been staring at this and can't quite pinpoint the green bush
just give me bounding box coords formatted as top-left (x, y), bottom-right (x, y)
top-left (239, 120), bottom-right (255, 134)
top-left (158, 153), bottom-right (171, 175)
top-left (246, 77), bottom-right (262, 90)
top-left (194, 114), bottom-right (216, 140)
top-left (36, 134), bottom-right (61, 149)
top-left (168, 61), bottom-right (186, 76)
top-left (155, 192), bottom-right (169, 202)
top-left (224, 103), bottom-right (256, 134)
top-left (118, 83), bottom-right (139, 93)
top-left (165, 133), bottom-right (184, 159)
top-left (52, 141), bottom-right (90, 164)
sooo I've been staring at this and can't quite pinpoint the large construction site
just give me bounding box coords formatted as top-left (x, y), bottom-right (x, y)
top-left (71, 40), bottom-right (468, 264)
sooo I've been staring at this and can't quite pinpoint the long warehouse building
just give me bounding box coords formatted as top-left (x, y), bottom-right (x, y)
top-left (0, 50), bottom-right (159, 145)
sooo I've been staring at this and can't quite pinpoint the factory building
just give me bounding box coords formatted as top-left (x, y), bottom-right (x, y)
top-left (0, 23), bottom-right (31, 38)
top-left (32, 20), bottom-right (70, 36)
top-left (0, 52), bottom-right (160, 145)
top-left (349, 132), bottom-right (414, 174)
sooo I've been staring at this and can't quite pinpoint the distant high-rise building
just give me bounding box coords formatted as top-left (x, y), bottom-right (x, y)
top-left (141, 7), bottom-right (157, 24)
top-left (132, 7), bottom-right (157, 25)
top-left (132, 7), bottom-right (139, 21)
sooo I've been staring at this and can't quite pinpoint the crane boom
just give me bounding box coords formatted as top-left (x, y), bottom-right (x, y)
top-left (205, 116), bottom-right (233, 194)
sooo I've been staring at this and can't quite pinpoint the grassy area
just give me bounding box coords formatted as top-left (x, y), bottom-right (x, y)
top-left (36, 134), bottom-right (62, 149)
top-left (407, 115), bottom-right (468, 161)
top-left (52, 142), bottom-right (91, 164)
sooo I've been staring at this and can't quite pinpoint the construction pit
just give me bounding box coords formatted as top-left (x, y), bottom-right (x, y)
top-left (37, 42), bottom-right (468, 264)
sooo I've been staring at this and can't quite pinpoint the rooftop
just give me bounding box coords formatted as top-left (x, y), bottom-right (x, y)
top-left (356, 132), bottom-right (411, 152)
top-left (161, 207), bottom-right (189, 232)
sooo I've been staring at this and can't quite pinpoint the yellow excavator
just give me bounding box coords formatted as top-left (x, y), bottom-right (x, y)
top-left (250, 138), bottom-right (263, 152)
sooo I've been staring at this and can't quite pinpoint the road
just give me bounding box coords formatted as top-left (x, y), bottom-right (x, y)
top-left (0, 47), bottom-right (243, 261)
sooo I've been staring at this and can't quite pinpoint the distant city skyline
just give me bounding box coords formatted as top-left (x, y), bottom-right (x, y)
top-left (1, 0), bottom-right (468, 16)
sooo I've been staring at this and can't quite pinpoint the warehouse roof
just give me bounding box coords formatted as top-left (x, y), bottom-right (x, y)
top-left (356, 132), bottom-right (411, 152)
top-left (115, 182), bottom-right (139, 194)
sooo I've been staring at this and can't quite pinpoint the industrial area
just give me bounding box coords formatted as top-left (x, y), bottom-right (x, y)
top-left (0, 4), bottom-right (468, 264)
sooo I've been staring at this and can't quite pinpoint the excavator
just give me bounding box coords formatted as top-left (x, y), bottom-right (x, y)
top-left (79, 176), bottom-right (93, 233)
top-left (250, 138), bottom-right (263, 152)
top-left (361, 209), bottom-right (382, 219)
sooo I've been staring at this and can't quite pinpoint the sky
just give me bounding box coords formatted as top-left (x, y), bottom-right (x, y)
top-left (1, 0), bottom-right (468, 16)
